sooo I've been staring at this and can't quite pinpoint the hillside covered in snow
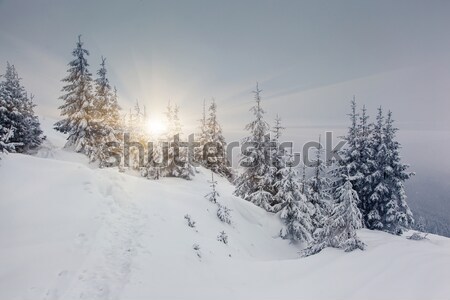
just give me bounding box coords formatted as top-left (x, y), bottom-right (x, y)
top-left (0, 122), bottom-right (449, 300)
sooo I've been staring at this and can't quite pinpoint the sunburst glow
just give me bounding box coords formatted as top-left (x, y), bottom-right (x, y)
top-left (146, 118), bottom-right (167, 135)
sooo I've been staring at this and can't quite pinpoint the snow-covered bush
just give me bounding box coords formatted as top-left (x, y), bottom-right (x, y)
top-left (407, 232), bottom-right (428, 241)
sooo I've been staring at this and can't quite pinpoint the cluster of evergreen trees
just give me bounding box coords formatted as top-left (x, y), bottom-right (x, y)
top-left (54, 35), bottom-right (121, 167)
top-left (0, 62), bottom-right (44, 156)
top-left (334, 99), bottom-right (414, 234)
top-left (233, 85), bottom-right (414, 255)
top-left (55, 36), bottom-right (232, 181)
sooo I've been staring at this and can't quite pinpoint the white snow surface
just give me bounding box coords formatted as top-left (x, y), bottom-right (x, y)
top-left (0, 118), bottom-right (449, 300)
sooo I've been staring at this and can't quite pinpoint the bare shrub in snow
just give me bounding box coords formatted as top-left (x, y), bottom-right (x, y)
top-left (184, 214), bottom-right (196, 228)
top-left (407, 232), bottom-right (428, 241)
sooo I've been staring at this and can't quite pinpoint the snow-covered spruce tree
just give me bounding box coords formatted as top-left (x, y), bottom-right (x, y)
top-left (269, 114), bottom-right (286, 208)
top-left (195, 99), bottom-right (208, 164)
top-left (54, 35), bottom-right (97, 157)
top-left (203, 98), bottom-right (233, 178)
top-left (331, 98), bottom-right (359, 193)
top-left (367, 109), bottom-right (414, 234)
top-left (307, 136), bottom-right (331, 229)
top-left (365, 107), bottom-right (385, 229)
top-left (354, 105), bottom-right (374, 220)
top-left (124, 101), bottom-right (147, 171)
top-left (234, 83), bottom-right (274, 211)
top-left (0, 62), bottom-right (43, 153)
top-left (162, 102), bottom-right (194, 179)
top-left (92, 57), bottom-right (122, 167)
top-left (302, 179), bottom-right (365, 256)
top-left (23, 94), bottom-right (44, 150)
top-left (276, 155), bottom-right (313, 243)
top-left (333, 99), bottom-right (374, 224)
top-left (299, 163), bottom-right (308, 195)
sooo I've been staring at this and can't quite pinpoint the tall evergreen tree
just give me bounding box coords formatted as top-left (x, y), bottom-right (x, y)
top-left (354, 105), bottom-right (374, 218)
top-left (195, 99), bottom-right (208, 164)
top-left (270, 114), bottom-right (286, 207)
top-left (307, 136), bottom-right (331, 229)
top-left (124, 101), bottom-right (146, 170)
top-left (54, 35), bottom-right (96, 156)
top-left (92, 57), bottom-right (122, 167)
top-left (162, 102), bottom-right (194, 179)
top-left (367, 109), bottom-right (414, 234)
top-left (234, 83), bottom-right (274, 211)
top-left (23, 94), bottom-right (44, 150)
top-left (332, 98), bottom-right (360, 195)
top-left (365, 107), bottom-right (385, 229)
top-left (204, 99), bottom-right (233, 178)
top-left (333, 99), bottom-right (376, 226)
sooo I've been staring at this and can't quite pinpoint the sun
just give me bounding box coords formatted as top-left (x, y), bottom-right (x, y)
top-left (146, 118), bottom-right (167, 135)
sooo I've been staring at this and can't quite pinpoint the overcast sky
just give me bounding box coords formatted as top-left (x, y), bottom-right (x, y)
top-left (1, 0), bottom-right (449, 134)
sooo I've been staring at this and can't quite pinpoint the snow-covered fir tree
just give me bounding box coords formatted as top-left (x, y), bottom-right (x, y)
top-left (162, 102), bottom-right (194, 179)
top-left (299, 163), bottom-right (308, 195)
top-left (270, 114), bottom-right (286, 208)
top-left (302, 178), bottom-right (365, 256)
top-left (353, 105), bottom-right (374, 219)
top-left (125, 101), bottom-right (147, 171)
top-left (365, 107), bottom-right (385, 229)
top-left (367, 109), bottom-right (414, 234)
top-left (333, 99), bottom-right (375, 225)
top-left (54, 35), bottom-right (97, 157)
top-left (307, 136), bottom-right (331, 229)
top-left (333, 99), bottom-right (369, 207)
top-left (92, 57), bottom-right (122, 167)
top-left (203, 98), bottom-right (233, 178)
top-left (234, 83), bottom-right (274, 211)
top-left (0, 62), bottom-right (43, 153)
top-left (195, 99), bottom-right (208, 164)
top-left (23, 94), bottom-right (44, 150)
top-left (276, 155), bottom-right (313, 243)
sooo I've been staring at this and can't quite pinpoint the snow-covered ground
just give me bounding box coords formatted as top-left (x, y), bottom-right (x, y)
top-left (1, 120), bottom-right (449, 300)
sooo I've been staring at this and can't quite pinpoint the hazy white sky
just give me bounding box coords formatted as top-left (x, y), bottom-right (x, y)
top-left (1, 0), bottom-right (449, 134)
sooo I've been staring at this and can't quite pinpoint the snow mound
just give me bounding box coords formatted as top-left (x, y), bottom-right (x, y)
top-left (0, 124), bottom-right (449, 300)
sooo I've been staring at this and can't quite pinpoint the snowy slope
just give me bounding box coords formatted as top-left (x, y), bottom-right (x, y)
top-left (0, 121), bottom-right (450, 300)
